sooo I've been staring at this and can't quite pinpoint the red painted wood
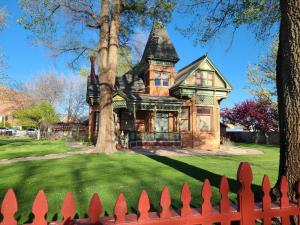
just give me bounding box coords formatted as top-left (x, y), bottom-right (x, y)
top-left (298, 182), bottom-right (300, 225)
top-left (160, 186), bottom-right (172, 218)
top-left (61, 192), bottom-right (76, 225)
top-left (219, 176), bottom-right (231, 225)
top-left (32, 190), bottom-right (48, 225)
top-left (201, 179), bottom-right (212, 215)
top-left (262, 175), bottom-right (271, 210)
top-left (0, 189), bottom-right (17, 225)
top-left (262, 175), bottom-right (272, 225)
top-left (2, 162), bottom-right (300, 225)
top-left (88, 193), bottom-right (102, 224)
top-left (114, 193), bottom-right (127, 223)
top-left (280, 176), bottom-right (289, 208)
top-left (238, 162), bottom-right (255, 225)
top-left (138, 191), bottom-right (150, 221)
top-left (220, 176), bottom-right (230, 213)
top-left (180, 182), bottom-right (192, 217)
top-left (280, 176), bottom-right (290, 225)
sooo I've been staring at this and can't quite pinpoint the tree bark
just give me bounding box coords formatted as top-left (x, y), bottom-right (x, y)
top-left (275, 0), bottom-right (300, 199)
top-left (95, 0), bottom-right (121, 154)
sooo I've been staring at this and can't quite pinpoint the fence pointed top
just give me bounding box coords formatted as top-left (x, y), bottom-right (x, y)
top-left (160, 186), bottom-right (172, 218)
top-left (237, 162), bottom-right (253, 186)
top-left (201, 179), bottom-right (212, 214)
top-left (262, 175), bottom-right (271, 210)
top-left (280, 176), bottom-right (289, 208)
top-left (220, 176), bottom-right (230, 213)
top-left (32, 190), bottom-right (48, 215)
top-left (88, 193), bottom-right (102, 224)
top-left (32, 190), bottom-right (48, 225)
top-left (262, 175), bottom-right (271, 192)
top-left (61, 192), bottom-right (76, 221)
top-left (138, 191), bottom-right (150, 221)
top-left (180, 182), bottom-right (192, 217)
top-left (220, 176), bottom-right (229, 195)
top-left (1, 189), bottom-right (18, 225)
top-left (114, 193), bottom-right (127, 223)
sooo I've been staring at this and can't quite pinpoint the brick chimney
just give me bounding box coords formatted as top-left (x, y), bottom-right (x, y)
top-left (90, 56), bottom-right (96, 80)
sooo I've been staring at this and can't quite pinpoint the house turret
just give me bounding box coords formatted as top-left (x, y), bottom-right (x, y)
top-left (142, 22), bottom-right (179, 96)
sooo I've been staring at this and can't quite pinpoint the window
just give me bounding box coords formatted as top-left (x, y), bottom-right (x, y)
top-left (197, 107), bottom-right (212, 131)
top-left (195, 70), bottom-right (213, 87)
top-left (120, 111), bottom-right (134, 131)
top-left (180, 107), bottom-right (190, 131)
top-left (154, 71), bottom-right (170, 87)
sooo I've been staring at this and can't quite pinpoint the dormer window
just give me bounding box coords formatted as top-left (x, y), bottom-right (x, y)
top-left (195, 70), bottom-right (213, 87)
top-left (154, 71), bottom-right (170, 87)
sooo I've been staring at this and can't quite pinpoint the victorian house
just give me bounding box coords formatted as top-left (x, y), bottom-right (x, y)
top-left (86, 22), bottom-right (232, 150)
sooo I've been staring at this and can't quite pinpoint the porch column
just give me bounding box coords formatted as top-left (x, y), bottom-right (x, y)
top-left (153, 106), bottom-right (157, 132)
top-left (178, 108), bottom-right (182, 132)
top-left (133, 104), bottom-right (136, 131)
top-left (88, 107), bottom-right (95, 141)
top-left (153, 106), bottom-right (157, 141)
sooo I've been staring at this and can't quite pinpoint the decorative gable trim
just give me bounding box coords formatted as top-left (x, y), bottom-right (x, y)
top-left (200, 57), bottom-right (232, 90)
top-left (172, 55), bottom-right (232, 91)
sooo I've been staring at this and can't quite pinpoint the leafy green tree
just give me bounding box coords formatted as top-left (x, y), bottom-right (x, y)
top-left (246, 39), bottom-right (277, 100)
top-left (18, 0), bottom-right (176, 153)
top-left (179, 0), bottom-right (300, 198)
top-left (13, 103), bottom-right (59, 131)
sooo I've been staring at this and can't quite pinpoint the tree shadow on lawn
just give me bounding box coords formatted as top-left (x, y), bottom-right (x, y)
top-left (0, 138), bottom-right (34, 147)
top-left (146, 155), bottom-right (264, 202)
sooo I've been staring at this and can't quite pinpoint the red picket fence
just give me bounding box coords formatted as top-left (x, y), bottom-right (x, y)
top-left (0, 162), bottom-right (299, 225)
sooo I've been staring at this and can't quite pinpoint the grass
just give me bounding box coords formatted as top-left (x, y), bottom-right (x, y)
top-left (0, 138), bottom-right (279, 223)
top-left (0, 137), bottom-right (78, 160)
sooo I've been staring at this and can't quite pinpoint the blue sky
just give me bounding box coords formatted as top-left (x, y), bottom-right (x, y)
top-left (0, 1), bottom-right (275, 108)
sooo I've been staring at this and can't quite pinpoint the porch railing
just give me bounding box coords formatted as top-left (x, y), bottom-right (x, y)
top-left (128, 132), bottom-right (181, 142)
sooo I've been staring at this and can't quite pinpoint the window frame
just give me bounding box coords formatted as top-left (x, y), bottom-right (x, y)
top-left (195, 70), bottom-right (214, 87)
top-left (154, 71), bottom-right (170, 87)
top-left (180, 107), bottom-right (190, 132)
top-left (196, 106), bottom-right (213, 132)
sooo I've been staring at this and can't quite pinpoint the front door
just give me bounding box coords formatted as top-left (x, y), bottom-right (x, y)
top-left (155, 112), bottom-right (169, 140)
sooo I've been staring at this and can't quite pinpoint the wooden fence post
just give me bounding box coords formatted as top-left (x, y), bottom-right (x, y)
top-left (238, 162), bottom-right (255, 225)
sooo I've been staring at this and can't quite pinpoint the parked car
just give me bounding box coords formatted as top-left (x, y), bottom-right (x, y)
top-left (7, 128), bottom-right (17, 135)
top-left (0, 127), bottom-right (8, 134)
top-left (26, 128), bottom-right (37, 137)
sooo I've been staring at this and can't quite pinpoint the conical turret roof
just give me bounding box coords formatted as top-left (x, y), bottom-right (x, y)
top-left (141, 22), bottom-right (179, 63)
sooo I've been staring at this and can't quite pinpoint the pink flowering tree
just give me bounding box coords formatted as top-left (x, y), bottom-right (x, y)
top-left (221, 99), bottom-right (278, 143)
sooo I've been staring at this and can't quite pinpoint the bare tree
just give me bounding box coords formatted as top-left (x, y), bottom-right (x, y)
top-left (61, 75), bottom-right (87, 122)
top-left (20, 71), bottom-right (65, 105)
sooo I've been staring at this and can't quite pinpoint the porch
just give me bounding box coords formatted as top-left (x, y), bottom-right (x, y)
top-left (114, 99), bottom-right (183, 148)
top-left (128, 131), bottom-right (181, 148)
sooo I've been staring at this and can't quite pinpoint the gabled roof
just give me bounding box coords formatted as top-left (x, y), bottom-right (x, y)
top-left (141, 22), bottom-right (179, 63)
top-left (173, 55), bottom-right (232, 90)
top-left (115, 72), bottom-right (145, 93)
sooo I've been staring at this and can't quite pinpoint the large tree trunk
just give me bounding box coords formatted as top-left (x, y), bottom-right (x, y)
top-left (95, 0), bottom-right (121, 154)
top-left (275, 0), bottom-right (300, 199)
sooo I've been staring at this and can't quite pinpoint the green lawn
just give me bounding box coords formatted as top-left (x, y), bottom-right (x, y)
top-left (0, 137), bottom-right (78, 160)
top-left (0, 138), bottom-right (279, 223)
